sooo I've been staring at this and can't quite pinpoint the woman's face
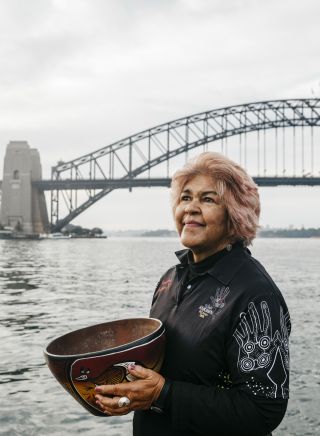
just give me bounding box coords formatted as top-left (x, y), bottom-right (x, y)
top-left (174, 174), bottom-right (229, 262)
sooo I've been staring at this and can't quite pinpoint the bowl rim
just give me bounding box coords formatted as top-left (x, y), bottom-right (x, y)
top-left (43, 317), bottom-right (164, 360)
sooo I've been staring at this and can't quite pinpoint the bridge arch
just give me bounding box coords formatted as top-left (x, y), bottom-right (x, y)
top-left (50, 98), bottom-right (320, 231)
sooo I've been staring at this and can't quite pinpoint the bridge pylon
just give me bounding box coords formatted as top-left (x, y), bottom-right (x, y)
top-left (0, 141), bottom-right (49, 234)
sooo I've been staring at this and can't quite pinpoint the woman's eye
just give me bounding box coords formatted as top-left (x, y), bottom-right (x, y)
top-left (180, 195), bottom-right (191, 202)
top-left (203, 196), bottom-right (215, 203)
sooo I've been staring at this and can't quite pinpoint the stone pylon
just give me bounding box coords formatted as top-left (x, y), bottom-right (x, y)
top-left (0, 141), bottom-right (49, 234)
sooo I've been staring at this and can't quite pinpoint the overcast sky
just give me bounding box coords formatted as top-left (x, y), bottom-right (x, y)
top-left (0, 0), bottom-right (320, 230)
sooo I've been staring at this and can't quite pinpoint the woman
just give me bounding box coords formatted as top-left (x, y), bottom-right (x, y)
top-left (95, 152), bottom-right (291, 436)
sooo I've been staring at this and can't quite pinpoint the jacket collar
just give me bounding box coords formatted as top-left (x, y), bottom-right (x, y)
top-left (175, 244), bottom-right (250, 285)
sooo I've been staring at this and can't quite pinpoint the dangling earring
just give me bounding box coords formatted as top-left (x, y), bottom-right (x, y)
top-left (226, 243), bottom-right (232, 252)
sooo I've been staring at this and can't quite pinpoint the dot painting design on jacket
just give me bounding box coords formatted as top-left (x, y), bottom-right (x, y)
top-left (233, 301), bottom-right (290, 399)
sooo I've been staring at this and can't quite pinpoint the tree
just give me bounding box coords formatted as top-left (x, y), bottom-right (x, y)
top-left (90, 227), bottom-right (103, 235)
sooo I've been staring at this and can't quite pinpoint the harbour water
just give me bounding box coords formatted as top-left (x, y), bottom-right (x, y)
top-left (0, 237), bottom-right (319, 436)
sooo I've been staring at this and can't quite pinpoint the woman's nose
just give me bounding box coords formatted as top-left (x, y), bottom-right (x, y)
top-left (184, 199), bottom-right (200, 213)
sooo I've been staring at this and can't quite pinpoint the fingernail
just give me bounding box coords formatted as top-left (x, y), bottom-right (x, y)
top-left (95, 386), bottom-right (102, 392)
top-left (129, 364), bottom-right (136, 370)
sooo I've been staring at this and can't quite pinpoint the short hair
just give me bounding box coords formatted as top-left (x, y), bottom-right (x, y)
top-left (171, 152), bottom-right (260, 245)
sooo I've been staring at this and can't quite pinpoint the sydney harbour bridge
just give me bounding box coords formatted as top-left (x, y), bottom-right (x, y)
top-left (12, 98), bottom-right (320, 232)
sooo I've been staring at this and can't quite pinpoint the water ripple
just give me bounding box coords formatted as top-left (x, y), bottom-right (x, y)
top-left (0, 237), bottom-right (319, 435)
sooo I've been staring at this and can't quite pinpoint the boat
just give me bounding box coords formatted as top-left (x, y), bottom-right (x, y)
top-left (48, 233), bottom-right (72, 239)
top-left (0, 229), bottom-right (14, 239)
top-left (0, 229), bottom-right (41, 240)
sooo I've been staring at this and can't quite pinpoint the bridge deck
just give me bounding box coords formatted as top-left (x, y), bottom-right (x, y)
top-left (32, 177), bottom-right (320, 190)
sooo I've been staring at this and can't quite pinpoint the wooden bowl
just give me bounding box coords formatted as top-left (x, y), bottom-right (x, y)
top-left (44, 318), bottom-right (165, 416)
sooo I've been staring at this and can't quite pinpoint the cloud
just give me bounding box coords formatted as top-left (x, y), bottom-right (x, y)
top-left (0, 0), bottom-right (320, 228)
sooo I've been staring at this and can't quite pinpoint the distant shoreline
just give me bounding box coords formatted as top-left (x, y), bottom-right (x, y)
top-left (104, 228), bottom-right (320, 238)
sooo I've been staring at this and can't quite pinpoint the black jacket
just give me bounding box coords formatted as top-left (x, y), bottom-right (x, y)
top-left (134, 244), bottom-right (290, 436)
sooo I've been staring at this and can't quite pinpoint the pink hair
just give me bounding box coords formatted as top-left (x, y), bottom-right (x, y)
top-left (171, 152), bottom-right (260, 245)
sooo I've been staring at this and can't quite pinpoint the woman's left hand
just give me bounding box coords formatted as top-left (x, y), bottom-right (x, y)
top-left (94, 364), bottom-right (165, 415)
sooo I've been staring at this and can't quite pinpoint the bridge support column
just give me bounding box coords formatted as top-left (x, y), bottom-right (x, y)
top-left (0, 141), bottom-right (49, 234)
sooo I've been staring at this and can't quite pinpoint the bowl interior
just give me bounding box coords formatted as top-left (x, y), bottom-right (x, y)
top-left (46, 318), bottom-right (161, 357)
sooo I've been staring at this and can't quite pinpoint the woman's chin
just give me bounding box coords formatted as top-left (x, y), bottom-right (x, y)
top-left (179, 234), bottom-right (201, 250)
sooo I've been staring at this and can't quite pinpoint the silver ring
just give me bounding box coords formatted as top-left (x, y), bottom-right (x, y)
top-left (118, 396), bottom-right (131, 408)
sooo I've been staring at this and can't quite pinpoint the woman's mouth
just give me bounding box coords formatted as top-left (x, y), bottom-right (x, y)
top-left (183, 221), bottom-right (205, 228)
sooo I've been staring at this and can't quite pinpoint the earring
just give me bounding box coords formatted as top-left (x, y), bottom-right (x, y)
top-left (226, 243), bottom-right (232, 252)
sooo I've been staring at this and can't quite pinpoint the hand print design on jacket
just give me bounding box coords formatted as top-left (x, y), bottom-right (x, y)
top-left (198, 286), bottom-right (229, 318)
top-left (233, 300), bottom-right (290, 399)
top-left (210, 286), bottom-right (230, 311)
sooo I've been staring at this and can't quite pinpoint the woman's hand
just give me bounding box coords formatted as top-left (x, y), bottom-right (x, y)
top-left (94, 364), bottom-right (165, 415)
